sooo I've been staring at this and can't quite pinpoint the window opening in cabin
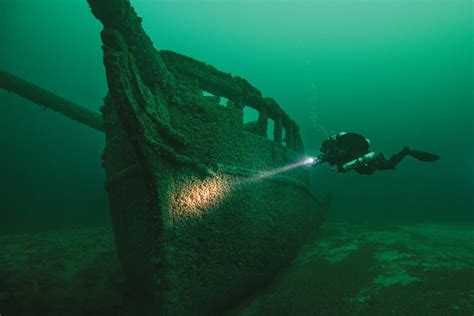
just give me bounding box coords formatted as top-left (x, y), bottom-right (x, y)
top-left (243, 106), bottom-right (259, 125)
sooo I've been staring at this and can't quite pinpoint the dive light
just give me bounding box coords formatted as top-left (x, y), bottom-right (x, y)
top-left (305, 156), bottom-right (322, 166)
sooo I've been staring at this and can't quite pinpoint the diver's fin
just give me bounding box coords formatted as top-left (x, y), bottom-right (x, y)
top-left (408, 149), bottom-right (440, 162)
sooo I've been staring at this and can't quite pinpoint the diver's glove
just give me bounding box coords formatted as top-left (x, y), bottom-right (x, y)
top-left (316, 153), bottom-right (327, 163)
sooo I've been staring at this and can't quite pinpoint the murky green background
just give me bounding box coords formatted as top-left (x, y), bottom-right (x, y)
top-left (0, 0), bottom-right (472, 233)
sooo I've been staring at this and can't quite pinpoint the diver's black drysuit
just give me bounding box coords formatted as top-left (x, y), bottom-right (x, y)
top-left (317, 132), bottom-right (439, 175)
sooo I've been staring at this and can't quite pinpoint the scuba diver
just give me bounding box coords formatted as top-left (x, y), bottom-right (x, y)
top-left (311, 132), bottom-right (439, 175)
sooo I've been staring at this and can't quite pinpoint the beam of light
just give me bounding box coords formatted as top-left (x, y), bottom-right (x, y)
top-left (251, 157), bottom-right (317, 181)
top-left (171, 157), bottom-right (318, 218)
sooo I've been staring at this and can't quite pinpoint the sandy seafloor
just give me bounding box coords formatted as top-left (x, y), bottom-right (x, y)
top-left (0, 222), bottom-right (473, 315)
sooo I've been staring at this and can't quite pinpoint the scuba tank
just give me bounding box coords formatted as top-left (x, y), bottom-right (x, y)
top-left (340, 152), bottom-right (377, 172)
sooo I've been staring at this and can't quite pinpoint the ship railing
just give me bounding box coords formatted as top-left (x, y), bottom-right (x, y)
top-left (160, 50), bottom-right (304, 153)
top-left (0, 50), bottom-right (305, 154)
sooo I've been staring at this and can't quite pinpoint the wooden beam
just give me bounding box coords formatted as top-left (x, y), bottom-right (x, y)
top-left (0, 69), bottom-right (104, 132)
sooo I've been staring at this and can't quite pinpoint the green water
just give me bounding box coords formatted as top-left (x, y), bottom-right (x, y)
top-left (0, 0), bottom-right (472, 314)
top-left (1, 0), bottom-right (472, 232)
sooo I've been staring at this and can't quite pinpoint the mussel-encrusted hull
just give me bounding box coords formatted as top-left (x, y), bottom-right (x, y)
top-left (102, 96), bottom-right (317, 314)
top-left (89, 0), bottom-right (322, 313)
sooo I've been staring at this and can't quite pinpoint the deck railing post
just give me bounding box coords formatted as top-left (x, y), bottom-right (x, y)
top-left (232, 97), bottom-right (244, 110)
top-left (257, 107), bottom-right (268, 138)
top-left (285, 124), bottom-right (295, 149)
top-left (293, 127), bottom-right (304, 153)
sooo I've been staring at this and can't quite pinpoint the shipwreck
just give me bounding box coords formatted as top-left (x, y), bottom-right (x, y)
top-left (0, 0), bottom-right (329, 314)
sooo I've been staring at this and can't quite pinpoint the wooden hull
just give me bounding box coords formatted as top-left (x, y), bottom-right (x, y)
top-left (0, 1), bottom-right (329, 313)
top-left (87, 0), bottom-right (327, 313)
top-left (101, 94), bottom-right (321, 314)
